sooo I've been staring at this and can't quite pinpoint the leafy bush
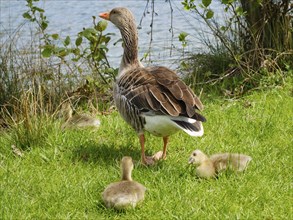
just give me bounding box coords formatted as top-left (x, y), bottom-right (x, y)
top-left (1, 0), bottom-right (116, 113)
top-left (181, 0), bottom-right (292, 96)
top-left (0, 0), bottom-right (117, 147)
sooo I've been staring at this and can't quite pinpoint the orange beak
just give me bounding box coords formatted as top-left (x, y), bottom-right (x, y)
top-left (99, 12), bottom-right (110, 20)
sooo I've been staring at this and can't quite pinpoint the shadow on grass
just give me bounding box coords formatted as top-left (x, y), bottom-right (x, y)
top-left (70, 139), bottom-right (171, 172)
top-left (95, 197), bottom-right (144, 215)
top-left (71, 141), bottom-right (140, 166)
top-left (96, 199), bottom-right (129, 215)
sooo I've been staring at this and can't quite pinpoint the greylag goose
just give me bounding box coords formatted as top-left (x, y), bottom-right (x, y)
top-left (60, 102), bottom-right (100, 130)
top-left (99, 7), bottom-right (206, 165)
top-left (188, 149), bottom-right (252, 179)
top-left (102, 156), bottom-right (146, 209)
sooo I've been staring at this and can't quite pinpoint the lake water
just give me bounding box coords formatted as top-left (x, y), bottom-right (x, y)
top-left (0, 0), bottom-right (223, 69)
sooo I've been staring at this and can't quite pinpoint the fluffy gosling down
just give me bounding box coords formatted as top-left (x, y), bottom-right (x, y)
top-left (102, 156), bottom-right (146, 209)
top-left (60, 102), bottom-right (100, 130)
top-left (188, 149), bottom-right (252, 179)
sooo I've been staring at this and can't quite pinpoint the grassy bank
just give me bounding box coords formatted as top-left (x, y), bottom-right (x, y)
top-left (0, 82), bottom-right (292, 219)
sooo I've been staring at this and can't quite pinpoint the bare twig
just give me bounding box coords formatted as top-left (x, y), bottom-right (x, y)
top-left (147, 0), bottom-right (156, 62)
top-left (167, 0), bottom-right (174, 56)
top-left (138, 0), bottom-right (150, 29)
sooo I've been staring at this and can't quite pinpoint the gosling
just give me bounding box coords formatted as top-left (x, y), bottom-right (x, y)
top-left (188, 149), bottom-right (252, 179)
top-left (102, 156), bottom-right (146, 209)
top-left (60, 102), bottom-right (100, 130)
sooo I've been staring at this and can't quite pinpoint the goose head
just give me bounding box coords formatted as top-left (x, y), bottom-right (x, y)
top-left (121, 156), bottom-right (134, 181)
top-left (188, 149), bottom-right (209, 165)
top-left (99, 7), bottom-right (140, 73)
top-left (99, 7), bottom-right (136, 31)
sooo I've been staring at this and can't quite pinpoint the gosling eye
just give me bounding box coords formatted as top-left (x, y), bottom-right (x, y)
top-left (193, 152), bottom-right (197, 157)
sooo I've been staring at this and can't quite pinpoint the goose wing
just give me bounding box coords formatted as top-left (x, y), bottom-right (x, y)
top-left (117, 66), bottom-right (206, 122)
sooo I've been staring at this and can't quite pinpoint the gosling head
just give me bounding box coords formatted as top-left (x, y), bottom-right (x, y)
top-left (121, 156), bottom-right (134, 181)
top-left (188, 149), bottom-right (208, 165)
top-left (99, 7), bottom-right (135, 30)
top-left (60, 102), bottom-right (73, 120)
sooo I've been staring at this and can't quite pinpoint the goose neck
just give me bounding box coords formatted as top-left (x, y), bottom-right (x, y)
top-left (118, 24), bottom-right (140, 72)
top-left (121, 166), bottom-right (133, 181)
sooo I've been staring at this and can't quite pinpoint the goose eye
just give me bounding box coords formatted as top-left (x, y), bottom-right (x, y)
top-left (193, 152), bottom-right (197, 157)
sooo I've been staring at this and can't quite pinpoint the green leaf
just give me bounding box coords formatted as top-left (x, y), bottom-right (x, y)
top-left (51, 33), bottom-right (59, 40)
top-left (96, 20), bottom-right (108, 32)
top-left (182, 0), bottom-right (196, 10)
top-left (98, 44), bottom-right (108, 50)
top-left (41, 21), bottom-right (48, 31)
top-left (206, 9), bottom-right (214, 19)
top-left (80, 28), bottom-right (98, 39)
top-left (75, 37), bottom-right (83, 46)
top-left (235, 6), bottom-right (244, 15)
top-left (220, 26), bottom-right (227, 31)
top-left (221, 0), bottom-right (230, 4)
top-left (105, 68), bottom-right (114, 74)
top-left (99, 36), bottom-right (111, 44)
top-left (55, 47), bottom-right (67, 57)
top-left (64, 36), bottom-right (70, 46)
top-left (72, 48), bottom-right (80, 56)
top-left (27, 1), bottom-right (33, 8)
top-left (202, 0), bottom-right (212, 7)
top-left (179, 32), bottom-right (189, 48)
top-left (23, 12), bottom-right (32, 20)
top-left (221, 0), bottom-right (235, 4)
top-left (178, 32), bottom-right (189, 42)
top-left (42, 48), bottom-right (52, 58)
top-left (32, 6), bottom-right (44, 13)
top-left (105, 36), bottom-right (111, 43)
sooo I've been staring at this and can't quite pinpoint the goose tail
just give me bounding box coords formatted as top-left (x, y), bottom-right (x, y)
top-left (172, 118), bottom-right (204, 137)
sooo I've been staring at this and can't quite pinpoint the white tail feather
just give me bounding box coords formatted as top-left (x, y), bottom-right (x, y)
top-left (143, 114), bottom-right (204, 137)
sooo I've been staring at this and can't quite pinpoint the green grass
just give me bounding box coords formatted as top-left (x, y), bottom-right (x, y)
top-left (0, 83), bottom-right (292, 219)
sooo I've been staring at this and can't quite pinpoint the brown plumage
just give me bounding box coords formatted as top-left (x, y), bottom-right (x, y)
top-left (99, 7), bottom-right (205, 165)
top-left (118, 66), bottom-right (204, 119)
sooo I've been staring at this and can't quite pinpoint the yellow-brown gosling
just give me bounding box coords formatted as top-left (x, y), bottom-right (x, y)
top-left (102, 156), bottom-right (146, 209)
top-left (188, 149), bottom-right (252, 179)
top-left (60, 102), bottom-right (100, 130)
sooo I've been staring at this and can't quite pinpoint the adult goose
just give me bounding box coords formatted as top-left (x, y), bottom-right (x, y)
top-left (99, 7), bottom-right (206, 165)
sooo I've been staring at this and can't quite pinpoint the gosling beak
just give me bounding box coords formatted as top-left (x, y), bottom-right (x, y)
top-left (99, 12), bottom-right (110, 20)
top-left (188, 157), bottom-right (194, 164)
